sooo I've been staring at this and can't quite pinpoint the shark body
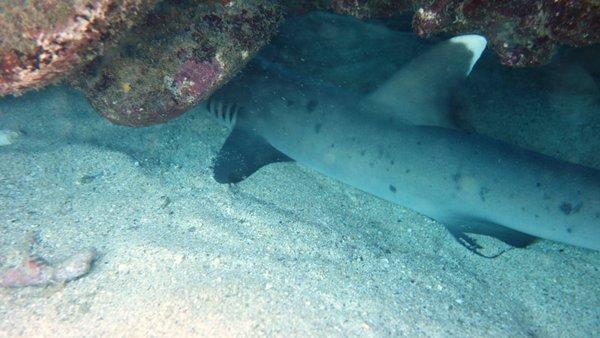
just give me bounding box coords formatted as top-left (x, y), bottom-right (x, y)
top-left (208, 36), bottom-right (600, 253)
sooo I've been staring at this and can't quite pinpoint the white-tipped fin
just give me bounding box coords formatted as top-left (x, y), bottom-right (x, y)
top-left (364, 35), bottom-right (487, 128)
top-left (449, 35), bottom-right (487, 75)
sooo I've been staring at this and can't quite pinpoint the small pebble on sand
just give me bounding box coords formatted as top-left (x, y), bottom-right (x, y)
top-left (0, 129), bottom-right (21, 146)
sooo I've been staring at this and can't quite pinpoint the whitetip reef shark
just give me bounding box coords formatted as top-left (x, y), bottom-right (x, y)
top-left (206, 35), bottom-right (600, 256)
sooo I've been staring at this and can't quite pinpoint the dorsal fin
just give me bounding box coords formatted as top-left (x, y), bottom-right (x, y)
top-left (213, 127), bottom-right (293, 184)
top-left (365, 35), bottom-right (487, 128)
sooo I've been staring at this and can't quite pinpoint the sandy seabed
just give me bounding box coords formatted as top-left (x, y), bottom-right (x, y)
top-left (0, 84), bottom-right (597, 337)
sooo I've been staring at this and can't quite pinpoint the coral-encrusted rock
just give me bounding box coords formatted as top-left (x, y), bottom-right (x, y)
top-left (1, 248), bottom-right (97, 288)
top-left (0, 0), bottom-right (159, 97)
top-left (413, 0), bottom-right (600, 67)
top-left (76, 0), bottom-right (282, 127)
top-left (53, 248), bottom-right (97, 283)
top-left (330, 0), bottom-right (412, 20)
top-left (321, 0), bottom-right (600, 68)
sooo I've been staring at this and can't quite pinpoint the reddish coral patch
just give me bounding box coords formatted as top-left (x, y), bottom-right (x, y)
top-left (172, 58), bottom-right (222, 104)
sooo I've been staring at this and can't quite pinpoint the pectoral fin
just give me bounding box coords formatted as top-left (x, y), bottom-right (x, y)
top-left (213, 127), bottom-right (292, 184)
top-left (445, 220), bottom-right (538, 258)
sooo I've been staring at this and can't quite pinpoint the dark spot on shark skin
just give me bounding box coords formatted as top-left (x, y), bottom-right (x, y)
top-left (452, 173), bottom-right (461, 182)
top-left (377, 146), bottom-right (384, 158)
top-left (314, 123), bottom-right (322, 134)
top-left (596, 212), bottom-right (600, 219)
top-left (535, 214), bottom-right (539, 218)
top-left (360, 150), bottom-right (366, 156)
top-left (566, 227), bottom-right (573, 233)
top-left (452, 173), bottom-right (462, 191)
top-left (330, 143), bottom-right (335, 148)
top-left (521, 206), bottom-right (526, 212)
top-left (560, 202), bottom-right (572, 215)
top-left (286, 99), bottom-right (295, 107)
top-left (389, 185), bottom-right (397, 193)
top-left (390, 159), bottom-right (395, 165)
top-left (536, 182), bottom-right (541, 188)
top-left (559, 202), bottom-right (582, 215)
top-left (306, 99), bottom-right (318, 112)
top-left (479, 187), bottom-right (490, 202)
top-left (405, 169), bottom-right (411, 174)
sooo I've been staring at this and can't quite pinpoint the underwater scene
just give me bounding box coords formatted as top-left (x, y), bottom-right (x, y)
top-left (1, 1), bottom-right (599, 336)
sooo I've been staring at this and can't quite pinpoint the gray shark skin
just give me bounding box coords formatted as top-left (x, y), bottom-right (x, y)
top-left (208, 36), bottom-right (600, 253)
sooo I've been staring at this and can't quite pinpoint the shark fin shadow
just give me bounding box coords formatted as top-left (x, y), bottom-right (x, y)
top-left (445, 221), bottom-right (538, 258)
top-left (213, 126), bottom-right (293, 184)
